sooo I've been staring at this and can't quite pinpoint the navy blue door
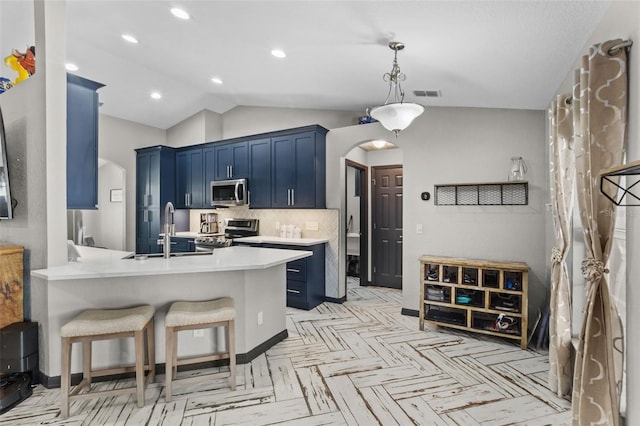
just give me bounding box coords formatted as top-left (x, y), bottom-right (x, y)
top-left (248, 138), bottom-right (271, 208)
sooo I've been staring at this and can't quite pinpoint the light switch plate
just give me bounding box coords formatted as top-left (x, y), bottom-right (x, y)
top-left (305, 222), bottom-right (319, 231)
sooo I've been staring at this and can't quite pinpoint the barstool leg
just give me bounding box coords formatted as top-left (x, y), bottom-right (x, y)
top-left (228, 319), bottom-right (236, 391)
top-left (146, 318), bottom-right (155, 383)
top-left (165, 326), bottom-right (174, 402)
top-left (82, 339), bottom-right (92, 387)
top-left (134, 329), bottom-right (145, 407)
top-left (60, 337), bottom-right (71, 419)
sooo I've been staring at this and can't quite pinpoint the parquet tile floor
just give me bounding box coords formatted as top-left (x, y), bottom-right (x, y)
top-left (1, 278), bottom-right (570, 425)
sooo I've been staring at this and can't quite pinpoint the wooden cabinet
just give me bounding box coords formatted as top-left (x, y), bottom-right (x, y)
top-left (419, 255), bottom-right (529, 349)
top-left (214, 141), bottom-right (248, 180)
top-left (235, 241), bottom-right (326, 310)
top-left (271, 130), bottom-right (326, 209)
top-left (135, 146), bottom-right (175, 254)
top-left (0, 244), bottom-right (24, 329)
top-left (175, 147), bottom-right (204, 208)
top-left (66, 74), bottom-right (104, 209)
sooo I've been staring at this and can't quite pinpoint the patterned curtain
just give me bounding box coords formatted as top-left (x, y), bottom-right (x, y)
top-left (548, 92), bottom-right (574, 397)
top-left (572, 39), bottom-right (627, 426)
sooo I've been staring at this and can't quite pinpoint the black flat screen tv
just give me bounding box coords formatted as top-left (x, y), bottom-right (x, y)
top-left (0, 105), bottom-right (13, 219)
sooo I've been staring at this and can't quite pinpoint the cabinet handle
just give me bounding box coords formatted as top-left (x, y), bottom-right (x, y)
top-left (247, 190), bottom-right (251, 206)
top-left (143, 210), bottom-right (148, 223)
top-left (287, 189), bottom-right (291, 206)
top-left (185, 193), bottom-right (189, 206)
top-left (143, 194), bottom-right (149, 207)
top-left (291, 189), bottom-right (295, 206)
top-left (286, 268), bottom-right (300, 273)
top-left (147, 194), bottom-right (152, 206)
top-left (230, 165), bottom-right (233, 178)
top-left (227, 165), bottom-right (231, 178)
top-left (287, 289), bottom-right (301, 294)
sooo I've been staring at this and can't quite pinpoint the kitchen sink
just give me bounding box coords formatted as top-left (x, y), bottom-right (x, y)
top-left (122, 251), bottom-right (213, 260)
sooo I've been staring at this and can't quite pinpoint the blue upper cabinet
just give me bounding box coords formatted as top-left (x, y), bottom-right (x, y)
top-left (271, 128), bottom-right (326, 209)
top-left (248, 138), bottom-right (271, 208)
top-left (66, 74), bottom-right (104, 209)
top-left (214, 141), bottom-right (248, 180)
top-left (175, 147), bottom-right (204, 208)
top-left (135, 146), bottom-right (175, 253)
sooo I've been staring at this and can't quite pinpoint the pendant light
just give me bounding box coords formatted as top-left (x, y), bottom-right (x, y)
top-left (368, 42), bottom-right (424, 137)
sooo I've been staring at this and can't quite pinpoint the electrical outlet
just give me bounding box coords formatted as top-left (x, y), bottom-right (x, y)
top-left (193, 329), bottom-right (204, 337)
top-left (257, 311), bottom-right (263, 325)
top-left (416, 224), bottom-right (423, 234)
top-left (305, 221), bottom-right (319, 231)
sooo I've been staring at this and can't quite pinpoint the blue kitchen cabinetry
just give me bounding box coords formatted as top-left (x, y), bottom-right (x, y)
top-left (175, 147), bottom-right (204, 208)
top-left (203, 146), bottom-right (216, 207)
top-left (235, 241), bottom-right (326, 310)
top-left (66, 74), bottom-right (104, 209)
top-left (135, 146), bottom-right (175, 254)
top-left (271, 128), bottom-right (326, 209)
top-left (214, 141), bottom-right (248, 180)
top-left (247, 138), bottom-right (271, 208)
top-left (171, 236), bottom-right (195, 252)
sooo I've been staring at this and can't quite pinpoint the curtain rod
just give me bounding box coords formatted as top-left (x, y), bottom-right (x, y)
top-left (608, 39), bottom-right (633, 55)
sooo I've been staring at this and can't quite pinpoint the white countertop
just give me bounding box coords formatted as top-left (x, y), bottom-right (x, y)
top-left (234, 236), bottom-right (329, 246)
top-left (32, 245), bottom-right (311, 281)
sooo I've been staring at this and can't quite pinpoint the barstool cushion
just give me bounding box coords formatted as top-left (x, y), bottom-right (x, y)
top-left (166, 298), bottom-right (235, 327)
top-left (61, 305), bottom-right (155, 337)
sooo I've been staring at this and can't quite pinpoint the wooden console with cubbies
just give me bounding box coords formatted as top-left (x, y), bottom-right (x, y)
top-left (419, 255), bottom-right (529, 349)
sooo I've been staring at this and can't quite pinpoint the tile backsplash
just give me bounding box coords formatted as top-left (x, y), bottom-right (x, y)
top-left (189, 207), bottom-right (340, 299)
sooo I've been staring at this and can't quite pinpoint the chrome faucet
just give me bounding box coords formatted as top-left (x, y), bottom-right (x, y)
top-left (163, 201), bottom-right (175, 258)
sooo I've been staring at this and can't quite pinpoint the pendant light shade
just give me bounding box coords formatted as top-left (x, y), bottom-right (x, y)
top-left (370, 102), bottom-right (424, 134)
top-left (368, 42), bottom-right (424, 137)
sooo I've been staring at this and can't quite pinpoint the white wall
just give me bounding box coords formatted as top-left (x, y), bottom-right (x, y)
top-left (222, 105), bottom-right (359, 139)
top-left (551, 2), bottom-right (640, 422)
top-left (166, 109), bottom-right (222, 147)
top-left (328, 108), bottom-right (546, 313)
top-left (98, 114), bottom-right (166, 251)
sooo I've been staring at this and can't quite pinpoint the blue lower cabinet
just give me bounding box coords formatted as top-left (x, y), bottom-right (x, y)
top-left (171, 237), bottom-right (195, 253)
top-left (236, 242), bottom-right (325, 310)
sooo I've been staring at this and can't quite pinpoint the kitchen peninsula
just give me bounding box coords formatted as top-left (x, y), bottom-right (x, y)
top-left (30, 245), bottom-right (311, 386)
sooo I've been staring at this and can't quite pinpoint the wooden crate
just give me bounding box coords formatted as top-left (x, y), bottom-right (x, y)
top-left (0, 244), bottom-right (24, 329)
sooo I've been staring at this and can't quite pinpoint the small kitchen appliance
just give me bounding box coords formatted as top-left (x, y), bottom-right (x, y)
top-left (194, 218), bottom-right (258, 251)
top-left (199, 212), bottom-right (218, 234)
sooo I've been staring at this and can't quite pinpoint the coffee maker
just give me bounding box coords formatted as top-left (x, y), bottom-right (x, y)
top-left (199, 212), bottom-right (218, 234)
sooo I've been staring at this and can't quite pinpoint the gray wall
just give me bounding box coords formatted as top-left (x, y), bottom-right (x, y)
top-left (328, 108), bottom-right (546, 316)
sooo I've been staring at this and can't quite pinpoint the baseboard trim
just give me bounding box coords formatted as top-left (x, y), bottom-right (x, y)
top-left (324, 295), bottom-right (346, 304)
top-left (39, 329), bottom-right (288, 389)
top-left (401, 308), bottom-right (419, 317)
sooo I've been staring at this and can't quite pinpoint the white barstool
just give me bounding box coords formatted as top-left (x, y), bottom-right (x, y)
top-left (164, 297), bottom-right (236, 401)
top-left (60, 305), bottom-right (155, 419)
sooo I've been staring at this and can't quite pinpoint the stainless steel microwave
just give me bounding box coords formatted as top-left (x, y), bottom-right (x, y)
top-left (210, 178), bottom-right (248, 206)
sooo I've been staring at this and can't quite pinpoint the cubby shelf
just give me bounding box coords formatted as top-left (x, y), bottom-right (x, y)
top-left (419, 255), bottom-right (529, 349)
top-left (434, 181), bottom-right (528, 206)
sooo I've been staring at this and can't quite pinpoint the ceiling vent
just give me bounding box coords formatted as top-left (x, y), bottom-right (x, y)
top-left (413, 90), bottom-right (441, 98)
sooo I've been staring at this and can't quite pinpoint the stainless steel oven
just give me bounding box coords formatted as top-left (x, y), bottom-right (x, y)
top-left (194, 218), bottom-right (258, 251)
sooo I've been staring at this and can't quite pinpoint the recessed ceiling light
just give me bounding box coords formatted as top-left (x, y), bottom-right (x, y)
top-left (150, 92), bottom-right (162, 100)
top-left (170, 7), bottom-right (190, 20)
top-left (65, 63), bottom-right (78, 71)
top-left (211, 77), bottom-right (223, 85)
top-left (372, 140), bottom-right (387, 149)
top-left (271, 49), bottom-right (286, 59)
top-left (122, 34), bottom-right (139, 44)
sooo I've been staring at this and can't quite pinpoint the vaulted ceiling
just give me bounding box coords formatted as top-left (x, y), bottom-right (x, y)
top-left (63, 1), bottom-right (610, 129)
